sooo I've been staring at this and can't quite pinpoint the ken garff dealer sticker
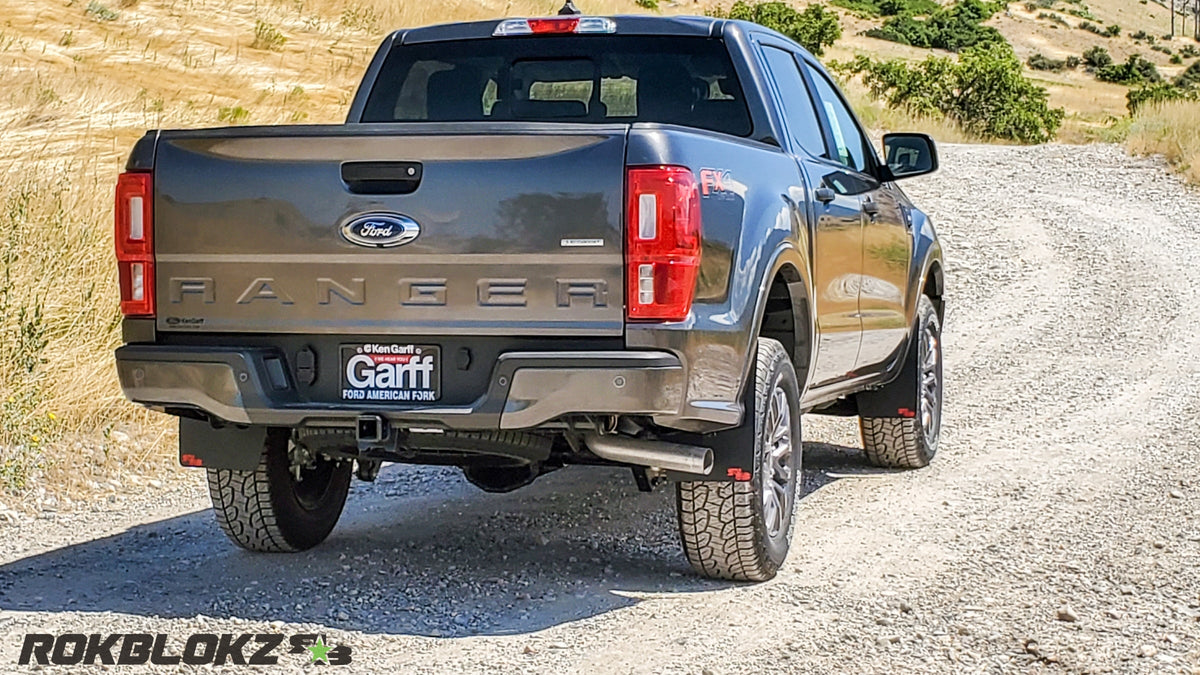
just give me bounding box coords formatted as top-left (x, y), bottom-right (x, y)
top-left (340, 212), bottom-right (420, 248)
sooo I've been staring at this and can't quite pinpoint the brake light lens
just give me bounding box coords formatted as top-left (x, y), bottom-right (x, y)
top-left (626, 166), bottom-right (701, 322)
top-left (115, 172), bottom-right (155, 317)
top-left (493, 16), bottom-right (617, 36)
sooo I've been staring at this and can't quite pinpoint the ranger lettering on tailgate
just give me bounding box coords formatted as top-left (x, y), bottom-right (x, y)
top-left (114, 7), bottom-right (946, 584)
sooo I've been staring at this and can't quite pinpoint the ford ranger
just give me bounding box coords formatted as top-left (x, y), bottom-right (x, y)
top-left (113, 8), bottom-right (945, 582)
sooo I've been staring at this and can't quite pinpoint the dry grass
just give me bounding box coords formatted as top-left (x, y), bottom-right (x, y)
top-left (0, 0), bottom-right (1175, 507)
top-left (841, 81), bottom-right (982, 144)
top-left (1120, 100), bottom-right (1200, 184)
top-left (0, 0), bottom-right (651, 508)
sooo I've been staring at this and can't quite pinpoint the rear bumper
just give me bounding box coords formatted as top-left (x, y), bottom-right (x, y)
top-left (115, 345), bottom-right (688, 430)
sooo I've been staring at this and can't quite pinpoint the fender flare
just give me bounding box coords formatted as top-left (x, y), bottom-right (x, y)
top-left (745, 243), bottom-right (815, 396)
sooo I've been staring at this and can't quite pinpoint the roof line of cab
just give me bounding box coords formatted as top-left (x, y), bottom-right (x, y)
top-left (393, 15), bottom-right (809, 58)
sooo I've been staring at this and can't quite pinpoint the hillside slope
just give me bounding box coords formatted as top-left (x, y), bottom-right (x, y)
top-left (0, 0), bottom-right (648, 505)
top-left (822, 0), bottom-right (1197, 129)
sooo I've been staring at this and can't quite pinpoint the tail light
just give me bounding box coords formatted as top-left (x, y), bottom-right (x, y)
top-left (625, 166), bottom-right (701, 322)
top-left (115, 172), bottom-right (155, 317)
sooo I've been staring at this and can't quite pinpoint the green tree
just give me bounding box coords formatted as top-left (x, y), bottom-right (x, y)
top-left (710, 2), bottom-right (843, 55)
top-left (839, 42), bottom-right (1064, 143)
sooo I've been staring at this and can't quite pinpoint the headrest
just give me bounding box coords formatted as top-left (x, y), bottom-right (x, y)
top-left (426, 67), bottom-right (483, 120)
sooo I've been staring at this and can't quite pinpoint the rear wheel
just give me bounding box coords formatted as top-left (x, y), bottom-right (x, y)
top-left (676, 337), bottom-right (801, 582)
top-left (859, 294), bottom-right (942, 469)
top-left (207, 428), bottom-right (352, 552)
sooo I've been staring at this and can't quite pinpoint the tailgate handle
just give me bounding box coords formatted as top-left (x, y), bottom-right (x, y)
top-left (341, 161), bottom-right (423, 195)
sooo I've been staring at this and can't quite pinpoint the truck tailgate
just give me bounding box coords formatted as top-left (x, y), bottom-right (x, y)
top-left (151, 124), bottom-right (627, 336)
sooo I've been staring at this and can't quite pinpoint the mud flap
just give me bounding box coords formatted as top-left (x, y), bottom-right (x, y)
top-left (662, 361), bottom-right (759, 483)
top-left (179, 417), bottom-right (267, 470)
top-left (854, 327), bottom-right (920, 419)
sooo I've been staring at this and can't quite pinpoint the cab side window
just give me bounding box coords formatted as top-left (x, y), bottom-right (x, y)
top-left (759, 46), bottom-right (827, 158)
top-left (806, 67), bottom-right (871, 174)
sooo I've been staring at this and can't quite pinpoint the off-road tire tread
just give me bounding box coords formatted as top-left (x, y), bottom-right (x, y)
top-left (207, 452), bottom-right (295, 553)
top-left (859, 416), bottom-right (931, 469)
top-left (676, 338), bottom-right (794, 582)
top-left (677, 480), bottom-right (773, 581)
top-left (859, 295), bottom-right (940, 469)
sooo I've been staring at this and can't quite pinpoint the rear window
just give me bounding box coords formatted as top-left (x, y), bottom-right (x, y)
top-left (361, 36), bottom-right (753, 137)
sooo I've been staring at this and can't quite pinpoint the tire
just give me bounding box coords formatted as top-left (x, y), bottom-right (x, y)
top-left (676, 337), bottom-right (801, 582)
top-left (206, 428), bottom-right (352, 552)
top-left (859, 294), bottom-right (943, 469)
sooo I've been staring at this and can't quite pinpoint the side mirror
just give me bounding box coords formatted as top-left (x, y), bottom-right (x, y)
top-left (882, 133), bottom-right (938, 181)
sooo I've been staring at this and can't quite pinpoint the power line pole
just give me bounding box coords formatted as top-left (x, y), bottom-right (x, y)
top-left (1171, 0), bottom-right (1176, 38)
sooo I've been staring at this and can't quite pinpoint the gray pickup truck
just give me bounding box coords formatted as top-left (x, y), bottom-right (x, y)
top-left (113, 11), bottom-right (944, 581)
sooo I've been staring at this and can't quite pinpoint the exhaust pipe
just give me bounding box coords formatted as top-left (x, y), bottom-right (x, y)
top-left (583, 433), bottom-right (713, 475)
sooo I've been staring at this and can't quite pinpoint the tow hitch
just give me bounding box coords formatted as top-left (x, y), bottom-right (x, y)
top-left (356, 414), bottom-right (389, 452)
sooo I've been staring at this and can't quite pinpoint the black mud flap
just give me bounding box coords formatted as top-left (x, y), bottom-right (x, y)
top-left (179, 418), bottom-right (267, 471)
top-left (662, 365), bottom-right (758, 483)
top-left (854, 327), bottom-right (920, 419)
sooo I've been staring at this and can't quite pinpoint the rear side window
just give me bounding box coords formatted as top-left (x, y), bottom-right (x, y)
top-left (361, 36), bottom-right (753, 137)
top-left (759, 46), bottom-right (826, 158)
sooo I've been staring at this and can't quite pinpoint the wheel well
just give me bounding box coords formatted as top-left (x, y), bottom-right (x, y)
top-left (923, 261), bottom-right (944, 321)
top-left (759, 266), bottom-right (810, 382)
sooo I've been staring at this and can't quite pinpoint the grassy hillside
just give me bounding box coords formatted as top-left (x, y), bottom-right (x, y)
top-left (0, 0), bottom-right (644, 507)
top-left (0, 0), bottom-right (1194, 508)
top-left (823, 0), bottom-right (1197, 136)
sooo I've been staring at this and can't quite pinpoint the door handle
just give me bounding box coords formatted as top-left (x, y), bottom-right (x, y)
top-left (862, 199), bottom-right (880, 215)
top-left (341, 161), bottom-right (423, 195)
top-left (814, 186), bottom-right (836, 203)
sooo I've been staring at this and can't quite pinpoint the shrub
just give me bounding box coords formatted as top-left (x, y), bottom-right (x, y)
top-left (1082, 45), bottom-right (1112, 68)
top-left (1097, 54), bottom-right (1162, 85)
top-left (635, 0), bottom-right (660, 8)
top-left (251, 20), bottom-right (287, 51)
top-left (1151, 44), bottom-right (1173, 55)
top-left (1028, 52), bottom-right (1067, 70)
top-left (829, 0), bottom-right (938, 17)
top-left (878, 0), bottom-right (906, 14)
top-left (1038, 12), bottom-right (1070, 26)
top-left (1181, 45), bottom-right (1200, 59)
top-left (1065, 55), bottom-right (1081, 68)
top-left (869, 0), bottom-right (1006, 52)
top-left (85, 1), bottom-right (119, 21)
top-left (1171, 54), bottom-right (1184, 64)
top-left (340, 6), bottom-right (382, 31)
top-left (710, 2), bottom-right (842, 56)
top-left (1066, 6), bottom-right (1097, 20)
top-left (1079, 21), bottom-right (1117, 37)
top-left (1126, 82), bottom-right (1199, 113)
top-left (217, 105), bottom-right (251, 124)
top-left (1177, 60), bottom-right (1200, 88)
top-left (837, 42), bottom-right (1064, 142)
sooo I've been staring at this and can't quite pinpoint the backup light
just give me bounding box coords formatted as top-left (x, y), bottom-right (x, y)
top-left (493, 17), bottom-right (617, 36)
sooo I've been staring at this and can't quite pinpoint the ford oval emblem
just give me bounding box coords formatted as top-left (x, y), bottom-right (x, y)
top-left (340, 213), bottom-right (420, 248)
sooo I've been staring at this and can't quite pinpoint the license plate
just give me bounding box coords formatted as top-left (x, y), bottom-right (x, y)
top-left (340, 344), bottom-right (441, 402)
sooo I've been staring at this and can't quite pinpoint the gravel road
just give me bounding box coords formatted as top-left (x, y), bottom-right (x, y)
top-left (2, 143), bottom-right (1199, 673)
